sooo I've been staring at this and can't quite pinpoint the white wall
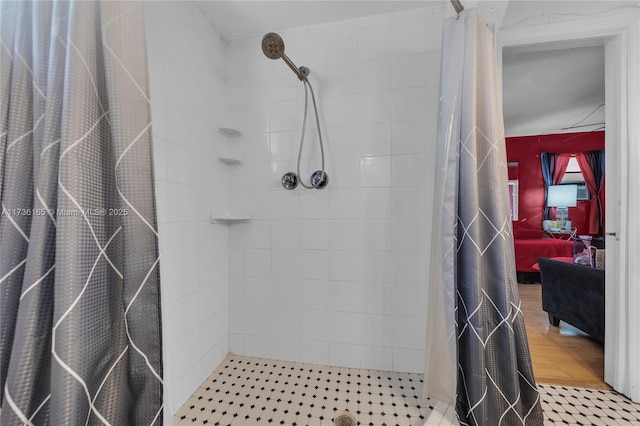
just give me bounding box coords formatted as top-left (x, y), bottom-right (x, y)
top-left (224, 5), bottom-right (448, 373)
top-left (145, 2), bottom-right (230, 419)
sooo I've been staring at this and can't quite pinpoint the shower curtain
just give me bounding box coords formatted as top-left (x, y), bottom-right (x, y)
top-left (0, 1), bottom-right (163, 424)
top-left (423, 9), bottom-right (544, 425)
top-left (541, 152), bottom-right (571, 220)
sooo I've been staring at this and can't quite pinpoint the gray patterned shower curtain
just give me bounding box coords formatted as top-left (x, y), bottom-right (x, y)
top-left (423, 9), bottom-right (544, 425)
top-left (0, 1), bottom-right (163, 424)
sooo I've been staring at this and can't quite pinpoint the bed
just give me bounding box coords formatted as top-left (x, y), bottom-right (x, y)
top-left (514, 238), bottom-right (574, 272)
top-left (512, 221), bottom-right (574, 274)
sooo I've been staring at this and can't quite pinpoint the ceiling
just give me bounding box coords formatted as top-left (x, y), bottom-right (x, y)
top-left (500, 1), bottom-right (610, 137)
top-left (194, 0), bottom-right (607, 138)
top-left (502, 44), bottom-right (605, 137)
top-left (194, 1), bottom-right (445, 41)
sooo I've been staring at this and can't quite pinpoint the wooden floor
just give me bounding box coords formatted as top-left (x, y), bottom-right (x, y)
top-left (519, 283), bottom-right (610, 390)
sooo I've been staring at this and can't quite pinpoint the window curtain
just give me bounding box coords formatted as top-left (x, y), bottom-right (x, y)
top-left (576, 150), bottom-right (605, 234)
top-left (540, 152), bottom-right (571, 219)
top-left (0, 2), bottom-right (163, 425)
top-left (423, 9), bottom-right (543, 425)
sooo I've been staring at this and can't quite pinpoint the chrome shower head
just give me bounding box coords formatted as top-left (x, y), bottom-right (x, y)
top-left (262, 32), bottom-right (285, 60)
top-left (261, 32), bottom-right (308, 81)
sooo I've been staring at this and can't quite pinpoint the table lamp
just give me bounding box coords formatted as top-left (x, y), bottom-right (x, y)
top-left (547, 185), bottom-right (578, 230)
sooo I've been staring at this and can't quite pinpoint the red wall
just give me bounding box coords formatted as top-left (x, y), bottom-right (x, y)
top-left (506, 131), bottom-right (605, 236)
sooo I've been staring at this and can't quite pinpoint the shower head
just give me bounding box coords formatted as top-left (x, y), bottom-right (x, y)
top-left (261, 32), bottom-right (308, 81)
top-left (262, 32), bottom-right (285, 60)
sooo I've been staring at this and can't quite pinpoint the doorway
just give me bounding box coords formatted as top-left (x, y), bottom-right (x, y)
top-left (502, 43), bottom-right (607, 388)
top-left (497, 3), bottom-right (640, 402)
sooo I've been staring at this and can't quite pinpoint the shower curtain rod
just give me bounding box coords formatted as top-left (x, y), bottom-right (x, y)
top-left (450, 0), bottom-right (464, 14)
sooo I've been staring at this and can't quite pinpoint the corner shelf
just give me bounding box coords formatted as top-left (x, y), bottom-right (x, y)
top-left (218, 157), bottom-right (243, 166)
top-left (218, 127), bottom-right (243, 166)
top-left (218, 127), bottom-right (242, 137)
top-left (213, 128), bottom-right (247, 224)
top-left (210, 212), bottom-right (252, 224)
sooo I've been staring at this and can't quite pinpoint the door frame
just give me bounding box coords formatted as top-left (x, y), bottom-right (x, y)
top-left (497, 9), bottom-right (640, 402)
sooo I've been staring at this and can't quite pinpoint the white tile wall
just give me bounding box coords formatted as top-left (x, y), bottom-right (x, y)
top-left (145, 2), bottom-right (230, 421)
top-left (226, 5), bottom-right (446, 374)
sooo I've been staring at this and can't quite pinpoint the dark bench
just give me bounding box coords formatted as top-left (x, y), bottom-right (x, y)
top-left (537, 257), bottom-right (605, 343)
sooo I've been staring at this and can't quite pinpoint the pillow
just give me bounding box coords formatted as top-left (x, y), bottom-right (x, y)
top-left (512, 221), bottom-right (534, 230)
top-left (513, 228), bottom-right (545, 239)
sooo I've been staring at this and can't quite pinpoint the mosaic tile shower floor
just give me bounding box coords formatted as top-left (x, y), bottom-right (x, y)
top-left (174, 354), bottom-right (640, 425)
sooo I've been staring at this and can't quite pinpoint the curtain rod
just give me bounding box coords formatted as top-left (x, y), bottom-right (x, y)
top-left (450, 0), bottom-right (464, 14)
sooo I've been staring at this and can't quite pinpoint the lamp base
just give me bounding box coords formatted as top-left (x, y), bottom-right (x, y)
top-left (555, 207), bottom-right (569, 230)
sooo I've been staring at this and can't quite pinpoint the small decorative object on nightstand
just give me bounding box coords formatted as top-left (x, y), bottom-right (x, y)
top-left (542, 220), bottom-right (577, 240)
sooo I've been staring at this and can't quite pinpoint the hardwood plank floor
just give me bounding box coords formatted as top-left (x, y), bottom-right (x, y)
top-left (518, 283), bottom-right (610, 390)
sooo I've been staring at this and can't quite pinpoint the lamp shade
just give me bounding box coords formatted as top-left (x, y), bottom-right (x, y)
top-left (547, 184), bottom-right (578, 207)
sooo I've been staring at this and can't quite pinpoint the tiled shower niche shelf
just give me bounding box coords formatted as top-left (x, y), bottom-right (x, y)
top-left (217, 127), bottom-right (242, 137)
top-left (210, 212), bottom-right (252, 224)
top-left (218, 157), bottom-right (243, 166)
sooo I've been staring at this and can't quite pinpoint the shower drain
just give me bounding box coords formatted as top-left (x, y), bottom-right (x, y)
top-left (333, 410), bottom-right (357, 426)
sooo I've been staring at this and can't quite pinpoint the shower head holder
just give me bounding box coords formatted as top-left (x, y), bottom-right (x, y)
top-left (310, 171), bottom-right (328, 189)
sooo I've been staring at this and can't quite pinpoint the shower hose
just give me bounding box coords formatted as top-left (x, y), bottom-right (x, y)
top-left (297, 78), bottom-right (326, 189)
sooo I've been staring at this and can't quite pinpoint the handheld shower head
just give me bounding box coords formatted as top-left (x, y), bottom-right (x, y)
top-left (262, 32), bottom-right (285, 60)
top-left (264, 34), bottom-right (326, 191)
top-left (261, 32), bottom-right (307, 81)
